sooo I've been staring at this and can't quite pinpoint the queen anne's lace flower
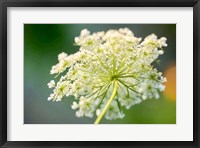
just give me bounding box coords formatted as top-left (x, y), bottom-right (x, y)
top-left (48, 28), bottom-right (167, 123)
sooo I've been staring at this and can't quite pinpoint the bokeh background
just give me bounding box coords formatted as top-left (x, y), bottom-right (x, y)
top-left (24, 24), bottom-right (176, 124)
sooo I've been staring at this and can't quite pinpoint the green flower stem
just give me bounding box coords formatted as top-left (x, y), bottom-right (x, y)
top-left (94, 80), bottom-right (118, 124)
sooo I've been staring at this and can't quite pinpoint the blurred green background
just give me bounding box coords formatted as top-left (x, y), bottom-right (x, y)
top-left (24, 24), bottom-right (176, 124)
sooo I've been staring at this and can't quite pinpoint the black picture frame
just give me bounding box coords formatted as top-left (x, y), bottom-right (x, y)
top-left (0, 0), bottom-right (199, 147)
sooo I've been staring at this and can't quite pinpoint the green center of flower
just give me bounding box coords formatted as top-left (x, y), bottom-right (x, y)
top-left (110, 75), bottom-right (118, 81)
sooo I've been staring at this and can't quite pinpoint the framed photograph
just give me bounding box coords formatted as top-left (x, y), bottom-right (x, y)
top-left (0, 0), bottom-right (199, 147)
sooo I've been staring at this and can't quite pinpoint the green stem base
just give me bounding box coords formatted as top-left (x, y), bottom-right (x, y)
top-left (94, 80), bottom-right (118, 124)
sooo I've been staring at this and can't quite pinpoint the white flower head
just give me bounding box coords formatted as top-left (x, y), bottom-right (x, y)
top-left (58, 52), bottom-right (68, 62)
top-left (48, 28), bottom-right (167, 122)
top-left (47, 80), bottom-right (55, 88)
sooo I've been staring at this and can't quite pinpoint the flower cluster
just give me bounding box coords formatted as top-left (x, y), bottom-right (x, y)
top-left (48, 28), bottom-right (167, 121)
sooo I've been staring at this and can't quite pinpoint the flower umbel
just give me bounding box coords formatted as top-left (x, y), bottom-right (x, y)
top-left (48, 28), bottom-right (167, 124)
